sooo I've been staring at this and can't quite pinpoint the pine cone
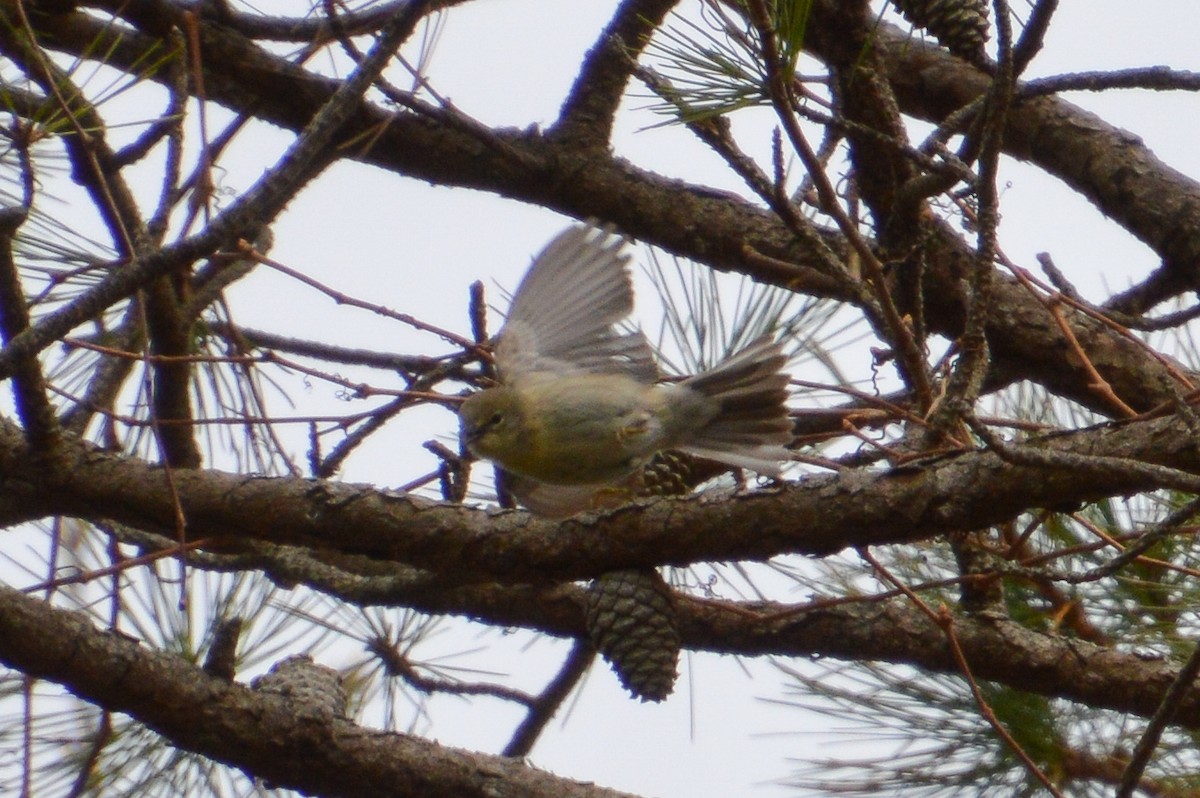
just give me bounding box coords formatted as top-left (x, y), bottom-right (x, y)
top-left (582, 451), bottom-right (709, 701)
top-left (630, 450), bottom-right (697, 496)
top-left (893, 0), bottom-right (989, 64)
top-left (252, 655), bottom-right (348, 719)
top-left (585, 568), bottom-right (681, 702)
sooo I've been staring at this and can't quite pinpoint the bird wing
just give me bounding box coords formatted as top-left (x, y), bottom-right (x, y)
top-left (495, 225), bottom-right (658, 383)
top-left (498, 469), bottom-right (608, 518)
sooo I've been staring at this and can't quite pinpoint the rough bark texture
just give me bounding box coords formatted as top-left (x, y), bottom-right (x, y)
top-left (1, 0), bottom-right (1198, 795)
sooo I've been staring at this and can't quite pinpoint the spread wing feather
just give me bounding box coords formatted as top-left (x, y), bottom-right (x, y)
top-left (496, 225), bottom-right (658, 383)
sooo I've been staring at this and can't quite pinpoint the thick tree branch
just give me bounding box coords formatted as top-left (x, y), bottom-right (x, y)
top-left (22, 4), bottom-right (1192, 420)
top-left (0, 412), bottom-right (1196, 586)
top-left (6, 2), bottom-right (1200, 791)
top-left (0, 583), bottom-right (640, 798)
top-left (851, 12), bottom-right (1200, 314)
top-left (551, 0), bottom-right (680, 146)
top-left (9, 544), bottom-right (1200, 760)
top-left (683, 593), bottom-right (1200, 731)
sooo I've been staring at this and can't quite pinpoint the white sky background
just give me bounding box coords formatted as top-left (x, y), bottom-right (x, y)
top-left (8, 1), bottom-right (1200, 797)
top-left (224, 2), bottom-right (1200, 797)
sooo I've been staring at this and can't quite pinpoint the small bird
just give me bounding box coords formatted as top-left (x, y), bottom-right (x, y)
top-left (459, 224), bottom-right (793, 517)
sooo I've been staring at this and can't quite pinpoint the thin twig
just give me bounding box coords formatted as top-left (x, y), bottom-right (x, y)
top-left (247, 246), bottom-right (482, 353)
top-left (858, 547), bottom-right (1067, 798)
top-left (1116, 639), bottom-right (1200, 797)
top-left (503, 640), bottom-right (596, 757)
top-left (930, 0), bottom-right (1014, 432)
top-left (743, 0), bottom-right (934, 408)
top-left (0, 138), bottom-right (59, 454)
top-left (21, 538), bottom-right (213, 594)
top-left (0, 0), bottom-right (434, 381)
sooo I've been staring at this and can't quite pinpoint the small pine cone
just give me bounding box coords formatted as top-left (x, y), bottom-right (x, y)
top-left (585, 568), bottom-right (681, 702)
top-left (893, 0), bottom-right (989, 64)
top-left (581, 452), bottom-right (694, 700)
top-left (631, 450), bottom-right (742, 498)
top-left (634, 451), bottom-right (697, 497)
top-left (252, 655), bottom-right (348, 719)
top-left (202, 616), bottom-right (243, 682)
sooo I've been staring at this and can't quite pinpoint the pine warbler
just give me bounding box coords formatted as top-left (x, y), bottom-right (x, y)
top-left (459, 224), bottom-right (792, 515)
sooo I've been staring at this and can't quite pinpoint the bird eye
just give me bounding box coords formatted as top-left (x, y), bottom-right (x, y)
top-left (488, 411), bottom-right (504, 428)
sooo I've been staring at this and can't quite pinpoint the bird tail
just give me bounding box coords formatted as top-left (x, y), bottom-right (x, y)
top-left (677, 336), bottom-right (793, 477)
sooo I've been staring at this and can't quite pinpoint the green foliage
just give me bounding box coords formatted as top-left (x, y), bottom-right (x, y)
top-left (643, 0), bottom-right (812, 123)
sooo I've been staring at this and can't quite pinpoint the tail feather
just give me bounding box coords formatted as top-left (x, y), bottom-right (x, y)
top-left (680, 446), bottom-right (789, 478)
top-left (708, 392), bottom-right (790, 417)
top-left (678, 336), bottom-right (793, 476)
top-left (682, 341), bottom-right (787, 395)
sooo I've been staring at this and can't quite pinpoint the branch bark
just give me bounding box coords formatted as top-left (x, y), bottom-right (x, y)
top-left (0, 583), bottom-right (640, 798)
top-left (22, 3), bottom-right (1197, 419)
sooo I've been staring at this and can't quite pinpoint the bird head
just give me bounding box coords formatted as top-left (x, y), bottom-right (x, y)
top-left (459, 387), bottom-right (526, 463)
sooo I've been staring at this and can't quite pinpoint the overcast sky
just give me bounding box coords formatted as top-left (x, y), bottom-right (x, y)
top-left (214, 4), bottom-right (1200, 796)
top-left (12, 2), bottom-right (1200, 796)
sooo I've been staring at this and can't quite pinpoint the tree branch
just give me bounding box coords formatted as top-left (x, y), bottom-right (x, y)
top-left (0, 410), bottom-right (1194, 587)
top-left (0, 582), bottom-right (641, 798)
top-left (24, 3), bottom-right (1192, 420)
